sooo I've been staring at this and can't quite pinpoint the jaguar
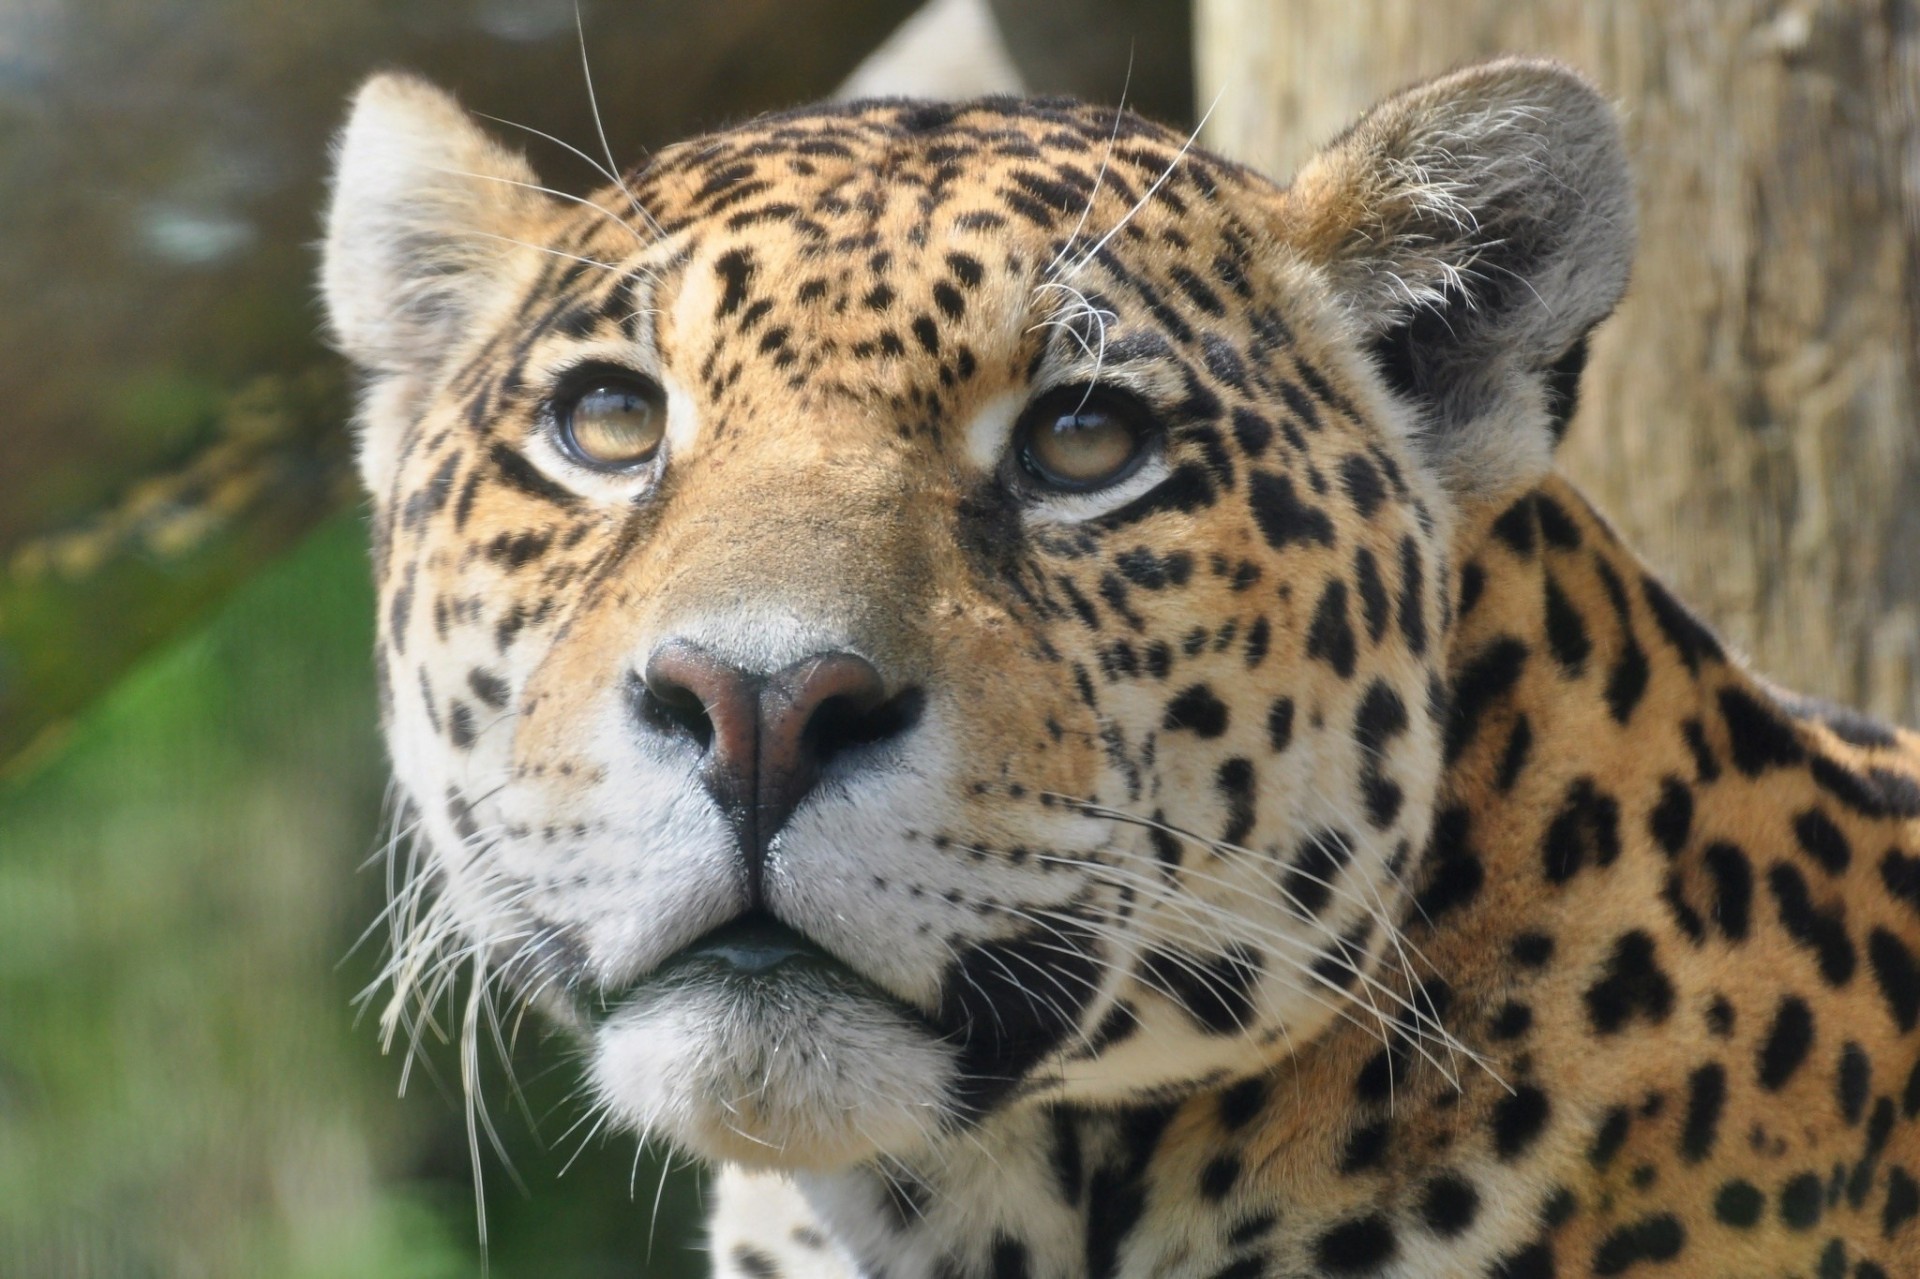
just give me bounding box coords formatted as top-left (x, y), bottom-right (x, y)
top-left (320, 58), bottom-right (1920, 1277)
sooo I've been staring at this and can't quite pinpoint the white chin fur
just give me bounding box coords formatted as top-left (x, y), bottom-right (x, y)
top-left (590, 969), bottom-right (957, 1170)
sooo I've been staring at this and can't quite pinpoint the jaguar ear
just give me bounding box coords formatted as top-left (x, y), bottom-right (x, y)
top-left (1278, 58), bottom-right (1634, 502)
top-left (322, 72), bottom-right (547, 382)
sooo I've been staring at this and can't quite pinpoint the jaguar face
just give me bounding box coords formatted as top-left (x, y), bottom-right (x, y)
top-left (322, 69), bottom-right (1628, 1170)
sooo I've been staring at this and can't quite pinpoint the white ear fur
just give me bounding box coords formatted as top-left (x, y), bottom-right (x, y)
top-left (1281, 58), bottom-right (1635, 501)
top-left (321, 72), bottom-right (546, 380)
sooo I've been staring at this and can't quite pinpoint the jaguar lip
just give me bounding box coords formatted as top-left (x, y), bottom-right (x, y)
top-left (586, 910), bottom-right (925, 1029)
top-left (672, 910), bottom-right (837, 974)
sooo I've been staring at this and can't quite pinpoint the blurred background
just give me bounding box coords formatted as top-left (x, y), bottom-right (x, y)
top-left (0, 1), bottom-right (1912, 1275)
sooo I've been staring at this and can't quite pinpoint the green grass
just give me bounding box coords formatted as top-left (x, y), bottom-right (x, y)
top-left (0, 515), bottom-right (703, 1277)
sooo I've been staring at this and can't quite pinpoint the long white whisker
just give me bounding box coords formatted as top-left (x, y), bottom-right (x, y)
top-left (572, 3), bottom-right (666, 239)
top-left (1060, 85), bottom-right (1227, 281)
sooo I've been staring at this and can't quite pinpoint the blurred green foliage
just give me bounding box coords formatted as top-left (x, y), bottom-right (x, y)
top-left (0, 516), bottom-right (703, 1278)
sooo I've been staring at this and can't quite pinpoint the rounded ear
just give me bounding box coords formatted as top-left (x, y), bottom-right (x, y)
top-left (321, 72), bottom-right (547, 381)
top-left (1277, 58), bottom-right (1635, 501)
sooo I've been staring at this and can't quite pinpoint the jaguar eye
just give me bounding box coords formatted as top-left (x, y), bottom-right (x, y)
top-left (1016, 385), bottom-right (1154, 491)
top-left (557, 374), bottom-right (667, 469)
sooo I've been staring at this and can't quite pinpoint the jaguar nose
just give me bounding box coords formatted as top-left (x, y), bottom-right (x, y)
top-left (636, 641), bottom-right (923, 888)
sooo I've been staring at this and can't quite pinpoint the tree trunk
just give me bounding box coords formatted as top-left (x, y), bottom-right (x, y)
top-left (1196, 0), bottom-right (1920, 728)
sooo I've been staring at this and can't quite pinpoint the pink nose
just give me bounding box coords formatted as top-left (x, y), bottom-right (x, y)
top-left (635, 641), bottom-right (922, 892)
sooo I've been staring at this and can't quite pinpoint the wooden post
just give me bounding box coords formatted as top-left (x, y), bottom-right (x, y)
top-left (1197, 0), bottom-right (1920, 727)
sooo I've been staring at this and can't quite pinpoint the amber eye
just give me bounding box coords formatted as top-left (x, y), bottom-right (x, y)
top-left (556, 374), bottom-right (667, 469)
top-left (1016, 386), bottom-right (1154, 491)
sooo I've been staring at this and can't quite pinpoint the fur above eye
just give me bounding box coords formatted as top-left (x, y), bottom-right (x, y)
top-left (555, 372), bottom-right (667, 469)
top-left (1015, 385), bottom-right (1156, 491)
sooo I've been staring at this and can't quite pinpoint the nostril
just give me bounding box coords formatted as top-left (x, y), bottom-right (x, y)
top-left (805, 685), bottom-right (926, 765)
top-left (635, 675), bottom-right (715, 751)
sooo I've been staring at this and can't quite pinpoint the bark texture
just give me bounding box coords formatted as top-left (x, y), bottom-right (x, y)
top-left (1198, 0), bottom-right (1920, 727)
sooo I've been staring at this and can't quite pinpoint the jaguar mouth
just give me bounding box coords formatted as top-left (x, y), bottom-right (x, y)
top-left (588, 908), bottom-right (900, 1022)
top-left (664, 909), bottom-right (841, 976)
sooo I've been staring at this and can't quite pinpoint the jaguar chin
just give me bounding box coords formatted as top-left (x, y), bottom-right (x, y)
top-left (587, 916), bottom-right (958, 1169)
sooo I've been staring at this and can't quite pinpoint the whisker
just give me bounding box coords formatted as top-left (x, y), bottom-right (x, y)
top-left (571, 2), bottom-right (666, 239)
top-left (1057, 85), bottom-right (1227, 282)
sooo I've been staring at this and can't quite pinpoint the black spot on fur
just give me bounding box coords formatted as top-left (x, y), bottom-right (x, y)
top-left (1703, 842), bottom-right (1753, 940)
top-left (467, 668), bottom-right (509, 710)
top-left (990, 1237), bottom-right (1031, 1279)
top-left (1493, 1085), bottom-right (1551, 1160)
top-left (1396, 536), bottom-right (1428, 656)
top-left (935, 921), bottom-right (1102, 1117)
top-left (1511, 932), bottom-right (1554, 967)
top-left (731, 1245), bottom-right (780, 1278)
top-left (1414, 806), bottom-right (1483, 923)
top-left (1307, 580), bottom-right (1357, 678)
top-left (1444, 638), bottom-right (1528, 764)
top-left (1283, 829), bottom-right (1353, 916)
top-left (1215, 757), bottom-right (1256, 846)
top-left (487, 442), bottom-right (580, 509)
top-left (1354, 548), bottom-right (1390, 643)
top-left (1046, 1106), bottom-right (1082, 1204)
top-left (1248, 471), bottom-right (1334, 550)
top-left (1715, 1179), bottom-right (1764, 1227)
top-left (1589, 1107), bottom-right (1630, 1168)
top-left (1649, 777), bottom-right (1693, 857)
top-left (1756, 995), bottom-right (1814, 1091)
top-left (1837, 1043), bottom-right (1871, 1126)
top-left (1768, 861), bottom-right (1856, 985)
top-left (1541, 778), bottom-right (1622, 884)
top-left (1585, 930), bottom-right (1673, 1034)
top-left (1792, 808), bottom-right (1852, 875)
top-left (1683, 717), bottom-right (1721, 783)
top-left (1543, 575), bottom-right (1592, 674)
top-left (1340, 454), bottom-right (1386, 517)
top-left (1591, 1215), bottom-right (1684, 1275)
top-left (1885, 1167), bottom-right (1919, 1238)
top-left (447, 701), bottom-right (476, 750)
top-left (1267, 697), bottom-right (1295, 752)
top-left (1488, 1242), bottom-right (1555, 1279)
top-left (1641, 574), bottom-right (1723, 672)
top-left (1141, 943), bottom-right (1260, 1035)
top-left (1496, 715), bottom-right (1533, 792)
top-left (1780, 1172), bottom-right (1824, 1230)
top-left (1313, 1213), bottom-right (1398, 1274)
top-left (1354, 681), bottom-right (1409, 829)
top-left (1339, 1119), bottom-right (1389, 1173)
top-left (1418, 1173), bottom-right (1480, 1237)
top-left (1164, 684), bottom-right (1229, 738)
top-left (1605, 639), bottom-right (1650, 724)
top-left (1092, 462), bottom-right (1218, 530)
top-left (1198, 1152), bottom-right (1242, 1201)
top-left (1231, 408), bottom-right (1272, 457)
top-left (1535, 494), bottom-right (1581, 547)
top-left (1867, 927), bottom-right (1920, 1031)
top-left (1680, 1063), bottom-right (1726, 1163)
top-left (712, 248), bottom-right (755, 317)
top-left (1217, 1077), bottom-right (1267, 1131)
top-left (1811, 757), bottom-right (1920, 820)
top-left (1882, 848), bottom-right (1920, 920)
top-left (1719, 687), bottom-right (1806, 775)
top-left (1491, 497), bottom-right (1538, 555)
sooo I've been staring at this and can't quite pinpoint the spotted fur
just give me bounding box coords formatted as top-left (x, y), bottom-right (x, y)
top-left (322, 61), bottom-right (1920, 1278)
